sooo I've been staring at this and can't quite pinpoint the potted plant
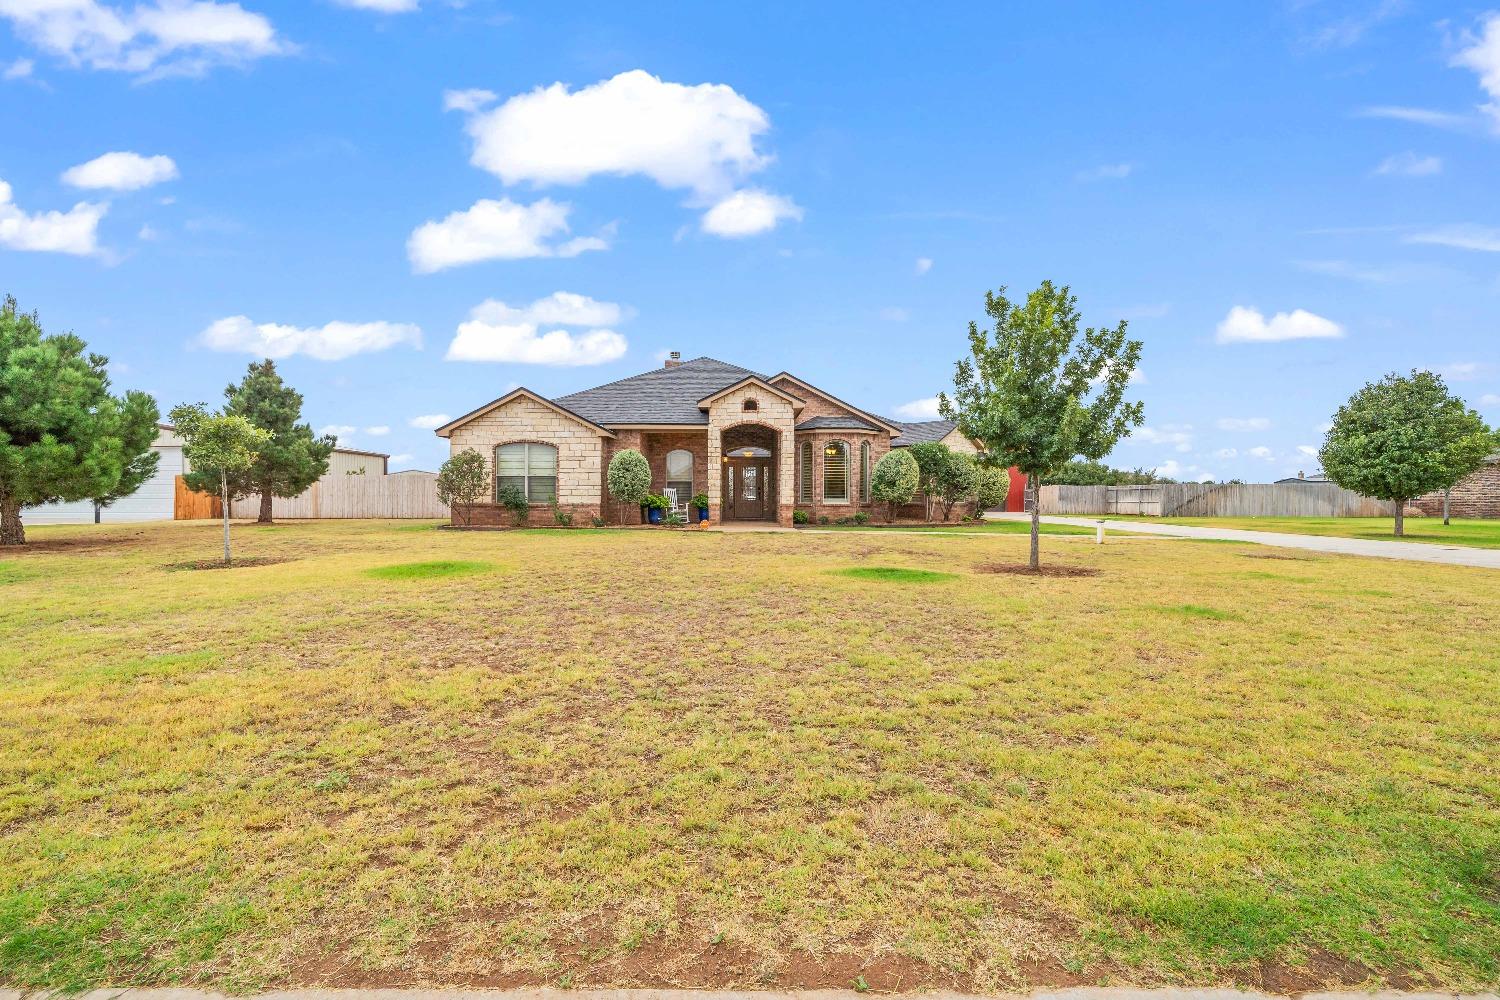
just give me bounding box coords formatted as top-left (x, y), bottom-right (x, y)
top-left (645, 493), bottom-right (669, 524)
top-left (691, 492), bottom-right (710, 522)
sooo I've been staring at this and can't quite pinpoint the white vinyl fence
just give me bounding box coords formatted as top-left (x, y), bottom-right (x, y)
top-left (1038, 483), bottom-right (1394, 518)
top-left (230, 472), bottom-right (448, 519)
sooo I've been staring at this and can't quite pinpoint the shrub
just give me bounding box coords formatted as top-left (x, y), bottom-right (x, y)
top-left (853, 511), bottom-right (869, 525)
top-left (664, 511), bottom-right (687, 527)
top-left (818, 515), bottom-right (830, 525)
top-left (691, 492), bottom-right (710, 510)
top-left (934, 451), bottom-right (980, 520)
top-left (550, 500), bottom-right (573, 527)
top-left (436, 449), bottom-right (489, 527)
top-left (607, 449), bottom-right (651, 525)
top-left (975, 465), bottom-right (1010, 511)
top-left (590, 516), bottom-right (606, 527)
top-left (646, 493), bottom-right (671, 511)
top-left (871, 448), bottom-right (919, 520)
top-left (792, 509), bottom-right (809, 525)
top-left (495, 484), bottom-right (529, 525)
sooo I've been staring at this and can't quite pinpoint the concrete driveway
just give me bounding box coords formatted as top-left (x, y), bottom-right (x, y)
top-left (986, 513), bottom-right (1500, 570)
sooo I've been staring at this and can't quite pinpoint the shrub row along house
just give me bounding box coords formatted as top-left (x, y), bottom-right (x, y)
top-left (435, 355), bottom-right (1025, 526)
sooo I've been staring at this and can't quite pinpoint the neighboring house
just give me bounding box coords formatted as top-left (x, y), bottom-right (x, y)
top-left (1274, 471), bottom-right (1331, 485)
top-left (1413, 452), bottom-right (1500, 519)
top-left (436, 354), bottom-right (1015, 527)
top-left (24, 424), bottom-right (388, 524)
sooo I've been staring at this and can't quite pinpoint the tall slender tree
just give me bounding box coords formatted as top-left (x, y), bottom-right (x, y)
top-left (0, 295), bottom-right (160, 546)
top-left (941, 281), bottom-right (1143, 569)
top-left (169, 403), bottom-right (269, 564)
top-left (185, 360), bottom-right (334, 523)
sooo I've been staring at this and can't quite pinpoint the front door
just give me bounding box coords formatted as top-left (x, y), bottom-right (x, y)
top-left (724, 459), bottom-right (773, 520)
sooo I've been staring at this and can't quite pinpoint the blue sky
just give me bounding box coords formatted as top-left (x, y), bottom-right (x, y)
top-left (2, 1), bottom-right (1497, 479)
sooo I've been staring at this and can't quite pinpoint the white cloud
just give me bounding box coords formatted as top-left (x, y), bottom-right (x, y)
top-left (319, 424), bottom-right (356, 439)
top-left (1215, 447), bottom-right (1238, 460)
top-left (1373, 151), bottom-right (1441, 176)
top-left (1293, 259), bottom-right (1417, 283)
top-left (137, 223), bottom-right (158, 240)
top-left (1153, 459), bottom-right (1216, 482)
top-left (406, 197), bottom-right (608, 273)
top-left (1216, 417), bottom-right (1271, 432)
top-left (332, 0), bottom-right (417, 11)
top-left (700, 188), bottom-right (802, 237)
top-left (893, 397), bottom-right (941, 420)
top-left (442, 87), bottom-right (495, 113)
top-left (388, 452), bottom-right (413, 464)
top-left (1452, 13), bottom-right (1500, 129)
top-left (3, 57), bottom-right (33, 79)
top-left (1248, 446), bottom-right (1274, 461)
top-left (1297, 445), bottom-right (1319, 458)
top-left (914, 257), bottom-right (933, 275)
top-left (879, 306), bottom-right (910, 322)
top-left (1356, 106), bottom-right (1474, 130)
top-left (0, 178), bottom-right (106, 255)
top-left (0, 0), bottom-right (287, 78)
top-left (1076, 162), bottom-right (1133, 181)
top-left (409, 413), bottom-right (451, 430)
top-left (464, 69), bottom-right (772, 196)
top-left (364, 425), bottom-right (390, 436)
top-left (62, 151), bottom-right (178, 191)
top-left (199, 315), bottom-right (422, 361)
top-left (1134, 424), bottom-right (1194, 452)
top-left (1437, 361), bottom-right (1492, 382)
top-left (1405, 225), bottom-right (1500, 252)
top-left (445, 295), bottom-right (629, 366)
top-left (1479, 393), bottom-right (1500, 406)
top-left (1215, 306), bottom-right (1344, 343)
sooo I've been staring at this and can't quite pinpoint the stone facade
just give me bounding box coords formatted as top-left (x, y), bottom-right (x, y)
top-left (1412, 459), bottom-right (1500, 519)
top-left (707, 384), bottom-right (797, 526)
top-left (446, 395), bottom-right (605, 515)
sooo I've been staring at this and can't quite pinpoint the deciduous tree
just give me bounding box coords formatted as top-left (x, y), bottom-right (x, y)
top-left (933, 450), bottom-right (980, 520)
top-left (607, 449), bottom-right (650, 525)
top-left (436, 449), bottom-right (488, 526)
top-left (169, 403), bottom-right (269, 564)
top-left (941, 281), bottom-right (1143, 569)
top-left (870, 448), bottom-right (919, 522)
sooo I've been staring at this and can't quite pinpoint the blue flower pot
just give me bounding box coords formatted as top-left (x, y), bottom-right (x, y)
top-left (697, 507), bottom-right (709, 522)
top-left (648, 508), bottom-right (663, 524)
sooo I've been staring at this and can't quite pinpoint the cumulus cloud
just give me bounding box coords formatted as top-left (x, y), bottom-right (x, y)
top-left (0, 178), bottom-right (106, 255)
top-left (1297, 445), bottom-right (1319, 458)
top-left (409, 413), bottom-right (451, 429)
top-left (406, 197), bottom-right (609, 273)
top-left (1134, 424), bottom-right (1194, 452)
top-left (443, 87), bottom-right (496, 112)
top-left (1153, 459), bottom-right (1216, 483)
top-left (1437, 361), bottom-right (1493, 381)
top-left (893, 397), bottom-right (941, 420)
top-left (1247, 446), bottom-right (1274, 460)
top-left (1215, 306), bottom-right (1344, 343)
top-left (1405, 225), bottom-right (1500, 252)
top-left (63, 151), bottom-right (178, 190)
top-left (0, 0), bottom-right (287, 78)
top-left (445, 294), bottom-right (629, 366)
top-left (199, 315), bottom-right (422, 360)
top-left (319, 424), bottom-right (356, 440)
top-left (1480, 393), bottom-right (1500, 406)
top-left (1215, 447), bottom-right (1238, 460)
top-left (914, 257), bottom-right (932, 275)
top-left (1373, 151), bottom-right (1442, 176)
top-left (332, 0), bottom-right (417, 11)
top-left (1216, 417), bottom-right (1271, 432)
top-left (699, 188), bottom-right (802, 238)
top-left (1452, 13), bottom-right (1500, 129)
top-left (364, 425), bottom-right (390, 436)
top-left (3, 57), bottom-right (33, 79)
top-left (1076, 162), bottom-right (1133, 181)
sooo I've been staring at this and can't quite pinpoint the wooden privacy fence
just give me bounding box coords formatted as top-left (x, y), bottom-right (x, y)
top-left (228, 473), bottom-right (449, 519)
top-left (173, 475), bottom-right (222, 520)
top-left (1038, 483), bottom-right (1395, 518)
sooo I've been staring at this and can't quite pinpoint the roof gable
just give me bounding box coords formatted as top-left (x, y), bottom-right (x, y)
top-left (697, 374), bottom-right (804, 409)
top-left (433, 388), bottom-right (616, 438)
top-left (768, 373), bottom-right (902, 435)
top-left (553, 357), bottom-right (761, 426)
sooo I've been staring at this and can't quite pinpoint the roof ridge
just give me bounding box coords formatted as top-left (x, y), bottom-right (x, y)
top-left (554, 356), bottom-right (759, 402)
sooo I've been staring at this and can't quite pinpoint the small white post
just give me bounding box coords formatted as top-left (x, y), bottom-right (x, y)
top-left (1096, 519), bottom-right (1105, 545)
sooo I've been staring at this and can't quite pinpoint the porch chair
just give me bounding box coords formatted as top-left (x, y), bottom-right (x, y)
top-left (663, 488), bottom-right (690, 519)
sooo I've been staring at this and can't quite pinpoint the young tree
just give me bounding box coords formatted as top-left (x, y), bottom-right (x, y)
top-left (940, 281), bottom-right (1144, 569)
top-left (169, 403), bottom-right (269, 564)
top-left (607, 448), bottom-right (651, 525)
top-left (870, 448), bottom-right (919, 522)
top-left (933, 450), bottom-right (980, 520)
top-left (184, 360), bottom-right (334, 524)
top-left (436, 448), bottom-right (488, 526)
top-left (906, 441), bottom-right (950, 521)
top-left (1319, 371), bottom-right (1493, 537)
top-left (0, 295), bottom-right (160, 546)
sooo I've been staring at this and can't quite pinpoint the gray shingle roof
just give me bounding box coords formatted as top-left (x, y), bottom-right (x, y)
top-left (552, 357), bottom-right (763, 425)
top-left (795, 415), bottom-right (879, 432)
top-left (889, 419), bottom-right (956, 447)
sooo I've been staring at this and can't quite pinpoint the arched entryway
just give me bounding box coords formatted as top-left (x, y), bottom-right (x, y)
top-left (720, 424), bottom-right (778, 522)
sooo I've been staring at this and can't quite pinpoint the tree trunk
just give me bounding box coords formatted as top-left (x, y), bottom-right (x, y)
top-left (1028, 474), bottom-right (1040, 570)
top-left (1443, 488), bottom-right (1451, 526)
top-left (0, 488), bottom-right (24, 546)
top-left (222, 471), bottom-right (232, 564)
top-left (94, 501), bottom-right (102, 524)
top-left (1394, 499), bottom-right (1405, 538)
top-left (258, 489), bottom-right (274, 524)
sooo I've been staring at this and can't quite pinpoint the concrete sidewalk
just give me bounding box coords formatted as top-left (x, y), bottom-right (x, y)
top-left (986, 514), bottom-right (1500, 570)
top-left (9, 988), bottom-right (1496, 1000)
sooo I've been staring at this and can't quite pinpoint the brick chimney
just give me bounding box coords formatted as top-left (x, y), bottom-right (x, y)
top-left (664, 351), bottom-right (682, 368)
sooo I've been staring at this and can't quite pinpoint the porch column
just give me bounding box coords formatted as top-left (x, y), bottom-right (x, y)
top-left (706, 422), bottom-right (723, 523)
top-left (777, 426), bottom-right (795, 526)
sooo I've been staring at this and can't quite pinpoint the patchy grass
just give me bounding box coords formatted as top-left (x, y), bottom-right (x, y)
top-left (1088, 515), bottom-right (1500, 550)
top-left (364, 560), bottom-right (494, 580)
top-left (814, 518), bottom-right (1099, 535)
top-left (1, 518), bottom-right (1497, 993)
top-left (831, 566), bottom-right (958, 584)
top-left (1155, 603), bottom-right (1243, 622)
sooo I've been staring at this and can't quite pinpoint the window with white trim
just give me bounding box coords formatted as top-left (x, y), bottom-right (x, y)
top-left (823, 440), bottom-right (849, 502)
top-left (860, 441), bottom-right (871, 502)
top-left (495, 442), bottom-right (557, 503)
top-left (666, 449), bottom-right (693, 503)
top-left (799, 441), bottom-right (813, 502)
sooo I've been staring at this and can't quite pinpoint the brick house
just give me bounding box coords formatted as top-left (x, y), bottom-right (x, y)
top-left (435, 355), bottom-right (1017, 527)
top-left (1412, 452), bottom-right (1500, 519)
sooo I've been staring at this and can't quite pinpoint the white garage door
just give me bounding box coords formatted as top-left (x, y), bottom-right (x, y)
top-left (21, 445), bottom-right (182, 524)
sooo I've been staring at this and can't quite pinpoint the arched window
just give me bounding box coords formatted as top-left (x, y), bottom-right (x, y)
top-left (823, 440), bottom-right (849, 503)
top-left (799, 441), bottom-right (813, 502)
top-left (666, 448), bottom-right (693, 502)
top-left (495, 442), bottom-right (557, 503)
top-left (860, 441), bottom-right (871, 502)
top-left (742, 398), bottom-right (759, 412)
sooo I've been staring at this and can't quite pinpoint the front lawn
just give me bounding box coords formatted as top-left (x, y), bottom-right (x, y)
top-left (1088, 515), bottom-right (1500, 549)
top-left (1, 520), bottom-right (1497, 993)
top-left (809, 518), bottom-right (1098, 535)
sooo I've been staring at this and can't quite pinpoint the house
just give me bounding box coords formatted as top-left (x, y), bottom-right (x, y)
top-left (1413, 452), bottom-right (1500, 519)
top-left (1274, 471), bottom-right (1331, 485)
top-left (24, 424), bottom-right (388, 524)
top-left (435, 354), bottom-right (1018, 526)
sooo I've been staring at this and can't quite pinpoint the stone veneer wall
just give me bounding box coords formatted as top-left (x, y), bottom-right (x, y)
top-left (446, 396), bottom-right (605, 522)
top-left (1412, 460), bottom-right (1500, 518)
top-left (707, 385), bottom-right (796, 525)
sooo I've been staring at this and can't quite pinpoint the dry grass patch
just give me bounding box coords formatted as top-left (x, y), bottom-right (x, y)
top-left (0, 518), bottom-right (1497, 993)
